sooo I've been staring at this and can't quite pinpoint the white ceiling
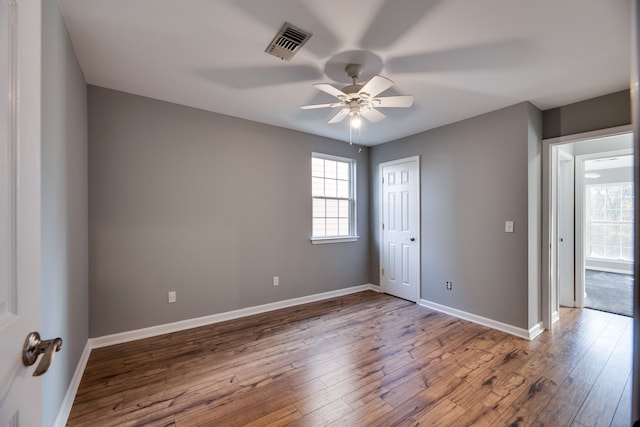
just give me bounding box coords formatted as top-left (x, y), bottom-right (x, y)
top-left (58, 0), bottom-right (631, 146)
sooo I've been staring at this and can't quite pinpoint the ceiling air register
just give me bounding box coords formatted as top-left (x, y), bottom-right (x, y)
top-left (265, 22), bottom-right (312, 61)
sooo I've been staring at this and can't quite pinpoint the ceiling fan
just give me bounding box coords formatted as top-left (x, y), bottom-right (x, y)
top-left (300, 64), bottom-right (414, 127)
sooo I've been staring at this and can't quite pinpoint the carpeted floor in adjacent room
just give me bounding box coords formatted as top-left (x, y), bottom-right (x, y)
top-left (585, 269), bottom-right (634, 317)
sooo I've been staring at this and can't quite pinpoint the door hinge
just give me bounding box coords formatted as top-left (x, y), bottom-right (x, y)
top-left (382, 223), bottom-right (384, 230)
top-left (382, 177), bottom-right (384, 184)
top-left (381, 268), bottom-right (384, 276)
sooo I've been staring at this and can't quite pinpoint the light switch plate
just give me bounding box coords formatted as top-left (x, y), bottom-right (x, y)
top-left (505, 221), bottom-right (514, 233)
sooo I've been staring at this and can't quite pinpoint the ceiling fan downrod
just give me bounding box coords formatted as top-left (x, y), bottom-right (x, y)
top-left (345, 64), bottom-right (363, 82)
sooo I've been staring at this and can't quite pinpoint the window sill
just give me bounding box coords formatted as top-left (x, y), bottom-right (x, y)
top-left (585, 257), bottom-right (633, 266)
top-left (311, 236), bottom-right (360, 245)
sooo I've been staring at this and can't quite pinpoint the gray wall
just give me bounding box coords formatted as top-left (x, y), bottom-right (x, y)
top-left (572, 132), bottom-right (633, 156)
top-left (543, 90), bottom-right (630, 139)
top-left (370, 103), bottom-right (542, 330)
top-left (88, 86), bottom-right (369, 337)
top-left (586, 166), bottom-right (634, 184)
top-left (41, 0), bottom-right (88, 424)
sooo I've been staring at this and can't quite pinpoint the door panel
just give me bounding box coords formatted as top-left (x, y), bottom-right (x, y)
top-left (558, 152), bottom-right (575, 307)
top-left (387, 242), bottom-right (396, 281)
top-left (381, 158), bottom-right (420, 302)
top-left (0, 0), bottom-right (42, 425)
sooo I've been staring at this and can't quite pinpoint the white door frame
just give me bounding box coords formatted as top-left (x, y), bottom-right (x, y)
top-left (379, 156), bottom-right (421, 302)
top-left (542, 125), bottom-right (632, 330)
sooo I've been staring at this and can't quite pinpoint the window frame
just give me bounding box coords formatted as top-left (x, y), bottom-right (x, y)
top-left (310, 152), bottom-right (359, 244)
top-left (585, 181), bottom-right (634, 262)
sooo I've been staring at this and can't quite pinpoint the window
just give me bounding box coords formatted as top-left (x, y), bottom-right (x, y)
top-left (311, 153), bottom-right (357, 243)
top-left (587, 183), bottom-right (634, 261)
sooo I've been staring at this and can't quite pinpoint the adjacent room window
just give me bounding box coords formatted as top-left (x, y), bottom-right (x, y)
top-left (586, 182), bottom-right (634, 261)
top-left (311, 153), bottom-right (357, 243)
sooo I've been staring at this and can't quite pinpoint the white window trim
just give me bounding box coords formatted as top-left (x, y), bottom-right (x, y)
top-left (311, 236), bottom-right (360, 245)
top-left (585, 180), bottom-right (634, 262)
top-left (310, 152), bottom-right (358, 244)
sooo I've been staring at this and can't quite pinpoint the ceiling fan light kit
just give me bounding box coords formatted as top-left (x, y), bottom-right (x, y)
top-left (350, 114), bottom-right (362, 129)
top-left (300, 63), bottom-right (414, 131)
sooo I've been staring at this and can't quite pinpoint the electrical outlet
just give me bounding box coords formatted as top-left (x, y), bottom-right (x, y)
top-left (168, 291), bottom-right (177, 303)
top-left (446, 281), bottom-right (453, 290)
top-left (273, 276), bottom-right (279, 286)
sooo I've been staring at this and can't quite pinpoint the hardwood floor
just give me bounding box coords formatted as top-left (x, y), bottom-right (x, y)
top-left (67, 291), bottom-right (633, 426)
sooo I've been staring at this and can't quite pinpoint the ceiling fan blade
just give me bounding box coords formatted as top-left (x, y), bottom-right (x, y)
top-left (360, 108), bottom-right (386, 123)
top-left (328, 108), bottom-right (349, 123)
top-left (374, 96), bottom-right (414, 108)
top-left (300, 103), bottom-right (343, 110)
top-left (314, 83), bottom-right (348, 99)
top-left (358, 75), bottom-right (393, 97)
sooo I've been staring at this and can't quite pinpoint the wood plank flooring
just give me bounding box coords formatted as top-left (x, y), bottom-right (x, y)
top-left (67, 291), bottom-right (633, 426)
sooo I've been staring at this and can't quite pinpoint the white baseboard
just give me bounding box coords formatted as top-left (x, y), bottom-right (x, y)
top-left (528, 321), bottom-right (545, 340)
top-left (53, 341), bottom-right (92, 427)
top-left (91, 284), bottom-right (378, 348)
top-left (419, 299), bottom-right (543, 340)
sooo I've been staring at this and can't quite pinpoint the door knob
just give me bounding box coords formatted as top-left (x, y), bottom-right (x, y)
top-left (22, 332), bottom-right (62, 376)
top-left (410, 237), bottom-right (416, 242)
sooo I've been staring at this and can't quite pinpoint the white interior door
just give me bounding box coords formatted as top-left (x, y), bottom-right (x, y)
top-left (0, 0), bottom-right (43, 425)
top-left (558, 151), bottom-right (575, 307)
top-left (380, 157), bottom-right (420, 302)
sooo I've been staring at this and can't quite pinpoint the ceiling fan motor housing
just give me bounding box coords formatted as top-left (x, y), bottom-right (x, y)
top-left (342, 84), bottom-right (364, 96)
top-left (349, 100), bottom-right (361, 115)
top-left (345, 64), bottom-right (363, 79)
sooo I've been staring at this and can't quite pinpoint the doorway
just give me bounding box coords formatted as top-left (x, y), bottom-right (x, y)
top-left (379, 156), bottom-right (421, 302)
top-left (545, 128), bottom-right (634, 326)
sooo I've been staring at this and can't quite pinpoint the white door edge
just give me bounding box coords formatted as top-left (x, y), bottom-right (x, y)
top-left (557, 149), bottom-right (575, 309)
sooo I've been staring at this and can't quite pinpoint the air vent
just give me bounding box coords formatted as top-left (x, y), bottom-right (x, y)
top-left (265, 22), bottom-right (312, 61)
